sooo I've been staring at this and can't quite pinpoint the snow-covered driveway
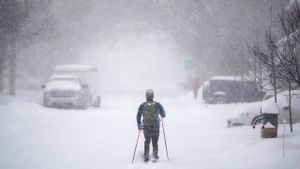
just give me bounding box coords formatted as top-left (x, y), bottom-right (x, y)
top-left (1, 91), bottom-right (300, 169)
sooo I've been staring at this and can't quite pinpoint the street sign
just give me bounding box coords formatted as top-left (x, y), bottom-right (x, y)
top-left (184, 57), bottom-right (194, 71)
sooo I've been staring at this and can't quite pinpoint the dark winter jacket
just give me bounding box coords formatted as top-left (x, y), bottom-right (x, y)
top-left (136, 101), bottom-right (166, 128)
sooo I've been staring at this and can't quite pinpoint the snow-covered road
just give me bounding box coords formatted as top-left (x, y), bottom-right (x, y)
top-left (1, 91), bottom-right (300, 169)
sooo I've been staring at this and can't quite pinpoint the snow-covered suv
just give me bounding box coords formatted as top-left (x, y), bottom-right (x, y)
top-left (42, 75), bottom-right (90, 108)
top-left (42, 64), bottom-right (101, 108)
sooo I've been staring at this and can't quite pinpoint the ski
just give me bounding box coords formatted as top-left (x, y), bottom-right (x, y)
top-left (152, 159), bottom-right (158, 163)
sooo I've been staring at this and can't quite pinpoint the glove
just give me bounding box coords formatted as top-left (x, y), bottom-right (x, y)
top-left (138, 125), bottom-right (143, 130)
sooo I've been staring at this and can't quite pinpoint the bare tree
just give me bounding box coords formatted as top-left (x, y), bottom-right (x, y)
top-left (248, 0), bottom-right (300, 132)
top-left (0, 0), bottom-right (54, 95)
top-left (0, 0), bottom-right (31, 95)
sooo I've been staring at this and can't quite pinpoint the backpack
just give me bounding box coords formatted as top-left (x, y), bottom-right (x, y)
top-left (143, 102), bottom-right (158, 126)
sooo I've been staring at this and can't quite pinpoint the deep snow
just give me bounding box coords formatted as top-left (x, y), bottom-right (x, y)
top-left (0, 91), bottom-right (300, 169)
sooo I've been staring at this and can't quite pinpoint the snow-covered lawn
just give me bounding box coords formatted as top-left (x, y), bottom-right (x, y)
top-left (0, 91), bottom-right (299, 169)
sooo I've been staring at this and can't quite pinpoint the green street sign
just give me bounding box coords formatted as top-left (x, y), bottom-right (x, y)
top-left (184, 57), bottom-right (194, 71)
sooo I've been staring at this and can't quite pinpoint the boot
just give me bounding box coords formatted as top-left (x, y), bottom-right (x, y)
top-left (144, 154), bottom-right (150, 162)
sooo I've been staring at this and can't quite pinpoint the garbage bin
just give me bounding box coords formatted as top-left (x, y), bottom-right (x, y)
top-left (261, 113), bottom-right (278, 138)
top-left (261, 101), bottom-right (279, 138)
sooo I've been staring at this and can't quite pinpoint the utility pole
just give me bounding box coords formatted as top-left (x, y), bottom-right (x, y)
top-left (288, 80), bottom-right (293, 132)
top-left (8, 40), bottom-right (16, 96)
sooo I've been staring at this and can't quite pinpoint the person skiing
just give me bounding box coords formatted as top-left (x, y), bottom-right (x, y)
top-left (136, 89), bottom-right (166, 162)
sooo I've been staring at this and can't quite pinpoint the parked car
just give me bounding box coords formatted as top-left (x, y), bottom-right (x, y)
top-left (203, 76), bottom-right (264, 104)
top-left (42, 64), bottom-right (101, 108)
top-left (227, 90), bottom-right (300, 127)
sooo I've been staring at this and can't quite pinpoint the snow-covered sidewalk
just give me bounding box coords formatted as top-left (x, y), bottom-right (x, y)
top-left (0, 91), bottom-right (299, 169)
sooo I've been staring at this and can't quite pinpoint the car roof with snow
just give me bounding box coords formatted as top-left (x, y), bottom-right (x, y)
top-left (210, 76), bottom-right (243, 81)
top-left (52, 64), bottom-right (98, 72)
top-left (50, 75), bottom-right (79, 79)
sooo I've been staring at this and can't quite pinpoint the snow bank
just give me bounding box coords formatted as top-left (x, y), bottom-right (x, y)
top-left (0, 90), bottom-right (300, 169)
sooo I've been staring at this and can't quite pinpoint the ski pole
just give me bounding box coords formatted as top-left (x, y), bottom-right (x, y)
top-left (131, 129), bottom-right (141, 163)
top-left (161, 118), bottom-right (169, 160)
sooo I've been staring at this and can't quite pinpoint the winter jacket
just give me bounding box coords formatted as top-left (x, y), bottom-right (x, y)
top-left (136, 101), bottom-right (166, 128)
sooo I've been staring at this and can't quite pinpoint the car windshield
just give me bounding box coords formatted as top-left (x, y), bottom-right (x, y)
top-left (45, 76), bottom-right (81, 90)
top-left (50, 76), bottom-right (80, 84)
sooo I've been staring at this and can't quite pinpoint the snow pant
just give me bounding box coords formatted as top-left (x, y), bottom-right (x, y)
top-left (143, 125), bottom-right (159, 157)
